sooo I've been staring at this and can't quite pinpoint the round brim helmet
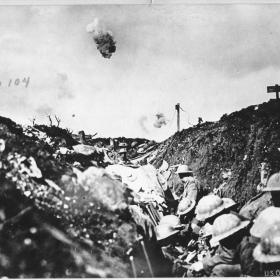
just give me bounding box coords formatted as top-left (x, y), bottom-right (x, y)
top-left (210, 238), bottom-right (219, 248)
top-left (156, 215), bottom-right (181, 241)
top-left (250, 206), bottom-right (280, 238)
top-left (253, 223), bottom-right (280, 263)
top-left (195, 194), bottom-right (225, 221)
top-left (222, 173), bottom-right (229, 179)
top-left (177, 198), bottom-right (196, 216)
top-left (176, 165), bottom-right (193, 175)
top-left (156, 224), bottom-right (180, 241)
top-left (119, 142), bottom-right (127, 148)
top-left (210, 214), bottom-right (250, 245)
top-left (253, 244), bottom-right (280, 264)
top-left (262, 172), bottom-right (280, 192)
top-left (222, 197), bottom-right (238, 210)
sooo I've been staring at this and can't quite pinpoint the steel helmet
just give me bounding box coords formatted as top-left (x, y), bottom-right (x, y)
top-left (156, 224), bottom-right (180, 241)
top-left (176, 165), bottom-right (193, 175)
top-left (253, 222), bottom-right (280, 263)
top-left (250, 206), bottom-right (280, 238)
top-left (222, 173), bottom-right (229, 179)
top-left (131, 141), bottom-right (138, 148)
top-left (177, 197), bottom-right (196, 216)
top-left (262, 172), bottom-right (280, 192)
top-left (210, 213), bottom-right (250, 245)
top-left (156, 215), bottom-right (181, 241)
top-left (223, 197), bottom-right (238, 210)
top-left (195, 194), bottom-right (225, 221)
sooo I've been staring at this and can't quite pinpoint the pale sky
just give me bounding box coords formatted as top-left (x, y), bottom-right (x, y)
top-left (0, 4), bottom-right (279, 141)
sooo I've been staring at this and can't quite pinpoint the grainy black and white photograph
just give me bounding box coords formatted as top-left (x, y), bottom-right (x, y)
top-left (0, 1), bottom-right (280, 278)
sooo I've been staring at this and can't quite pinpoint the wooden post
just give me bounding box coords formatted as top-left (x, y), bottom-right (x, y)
top-left (275, 84), bottom-right (279, 100)
top-left (175, 103), bottom-right (180, 132)
top-left (267, 84), bottom-right (280, 100)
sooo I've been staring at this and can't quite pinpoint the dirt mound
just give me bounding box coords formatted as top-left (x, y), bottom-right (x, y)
top-left (0, 117), bottom-right (139, 277)
top-left (152, 100), bottom-right (280, 207)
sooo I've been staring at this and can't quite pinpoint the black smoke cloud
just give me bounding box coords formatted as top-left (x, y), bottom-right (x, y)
top-left (153, 113), bottom-right (168, 128)
top-left (86, 18), bottom-right (116, 59)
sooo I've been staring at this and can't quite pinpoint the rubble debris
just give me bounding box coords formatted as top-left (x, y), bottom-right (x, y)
top-left (0, 116), bottom-right (145, 277)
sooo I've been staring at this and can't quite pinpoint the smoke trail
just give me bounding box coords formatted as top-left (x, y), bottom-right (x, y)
top-left (86, 18), bottom-right (116, 59)
top-left (153, 113), bottom-right (168, 128)
top-left (139, 116), bottom-right (149, 133)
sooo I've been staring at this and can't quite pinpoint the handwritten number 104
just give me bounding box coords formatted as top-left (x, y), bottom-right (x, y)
top-left (8, 77), bottom-right (30, 88)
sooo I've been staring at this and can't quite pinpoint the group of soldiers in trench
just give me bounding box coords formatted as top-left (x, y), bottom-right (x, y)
top-left (141, 163), bottom-right (280, 277)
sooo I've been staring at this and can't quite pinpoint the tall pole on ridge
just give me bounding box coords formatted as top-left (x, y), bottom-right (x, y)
top-left (175, 103), bottom-right (180, 132)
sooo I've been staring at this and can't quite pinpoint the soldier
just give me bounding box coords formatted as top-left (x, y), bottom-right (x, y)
top-left (192, 196), bottom-right (238, 258)
top-left (239, 172), bottom-right (280, 221)
top-left (213, 170), bottom-right (231, 198)
top-left (239, 207), bottom-right (280, 276)
top-left (253, 222), bottom-right (280, 276)
top-left (119, 147), bottom-right (128, 163)
top-left (262, 172), bottom-right (280, 207)
top-left (155, 215), bottom-right (189, 276)
top-left (177, 197), bottom-right (196, 224)
top-left (188, 213), bottom-right (250, 277)
top-left (78, 130), bottom-right (86, 144)
top-left (194, 194), bottom-right (238, 229)
top-left (175, 165), bottom-right (200, 204)
top-left (256, 161), bottom-right (271, 192)
top-left (156, 215), bottom-right (190, 246)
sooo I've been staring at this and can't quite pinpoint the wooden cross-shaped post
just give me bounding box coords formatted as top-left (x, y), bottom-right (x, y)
top-left (267, 84), bottom-right (280, 100)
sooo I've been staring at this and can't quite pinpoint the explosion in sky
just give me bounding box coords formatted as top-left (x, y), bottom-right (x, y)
top-left (153, 113), bottom-right (168, 128)
top-left (86, 18), bottom-right (116, 59)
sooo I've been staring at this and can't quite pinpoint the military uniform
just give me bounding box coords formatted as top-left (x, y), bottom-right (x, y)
top-left (181, 177), bottom-right (200, 203)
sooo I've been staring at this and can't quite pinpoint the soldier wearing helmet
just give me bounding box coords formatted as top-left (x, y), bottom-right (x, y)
top-left (156, 215), bottom-right (184, 245)
top-left (188, 213), bottom-right (250, 277)
top-left (189, 194), bottom-right (239, 243)
top-left (177, 197), bottom-right (196, 224)
top-left (118, 142), bottom-right (129, 163)
top-left (175, 164), bottom-right (201, 205)
top-left (238, 207), bottom-right (280, 276)
top-left (256, 161), bottom-right (271, 192)
top-left (188, 195), bottom-right (241, 273)
top-left (213, 170), bottom-right (232, 198)
top-left (253, 222), bottom-right (280, 276)
top-left (239, 171), bottom-right (280, 221)
top-left (262, 172), bottom-right (280, 207)
top-left (193, 194), bottom-right (239, 227)
top-left (155, 215), bottom-right (189, 276)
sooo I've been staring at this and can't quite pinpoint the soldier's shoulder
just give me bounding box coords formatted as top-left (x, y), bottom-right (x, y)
top-left (188, 177), bottom-right (196, 183)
